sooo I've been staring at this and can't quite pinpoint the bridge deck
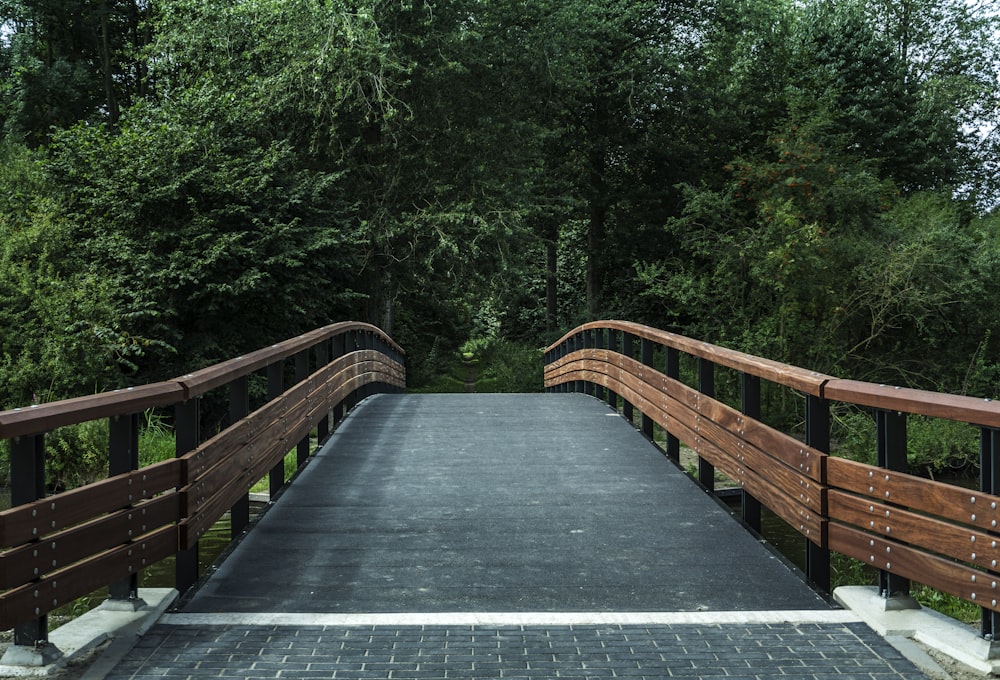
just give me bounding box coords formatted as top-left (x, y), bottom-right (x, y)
top-left (105, 394), bottom-right (926, 678)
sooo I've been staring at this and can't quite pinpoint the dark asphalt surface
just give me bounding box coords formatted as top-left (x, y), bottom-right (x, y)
top-left (181, 393), bottom-right (831, 614)
top-left (100, 393), bottom-right (926, 679)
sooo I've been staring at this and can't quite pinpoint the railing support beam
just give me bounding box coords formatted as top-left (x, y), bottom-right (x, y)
top-left (664, 347), bottom-right (680, 462)
top-left (876, 409), bottom-right (911, 602)
top-left (229, 376), bottom-right (250, 539)
top-left (622, 333), bottom-right (635, 425)
top-left (9, 433), bottom-right (54, 653)
top-left (108, 413), bottom-right (142, 606)
top-left (640, 338), bottom-right (655, 440)
top-left (805, 394), bottom-right (830, 593)
top-left (175, 398), bottom-right (201, 595)
top-left (740, 373), bottom-right (762, 534)
top-left (982, 426), bottom-right (1000, 639)
top-left (697, 358), bottom-right (715, 491)
top-left (267, 362), bottom-right (285, 496)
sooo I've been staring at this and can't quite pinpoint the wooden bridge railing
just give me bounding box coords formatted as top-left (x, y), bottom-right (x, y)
top-left (0, 322), bottom-right (404, 652)
top-left (545, 320), bottom-right (1000, 639)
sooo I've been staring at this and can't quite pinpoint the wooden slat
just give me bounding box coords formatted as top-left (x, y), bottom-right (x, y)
top-left (824, 379), bottom-right (1000, 428)
top-left (545, 321), bottom-right (831, 396)
top-left (0, 526), bottom-right (176, 630)
top-left (0, 493), bottom-right (179, 589)
top-left (829, 490), bottom-right (1000, 572)
top-left (0, 383), bottom-right (185, 440)
top-left (178, 365), bottom-right (394, 546)
top-left (827, 456), bottom-right (1000, 534)
top-left (829, 523), bottom-right (1000, 612)
top-left (176, 322), bottom-right (405, 399)
top-left (0, 459), bottom-right (180, 549)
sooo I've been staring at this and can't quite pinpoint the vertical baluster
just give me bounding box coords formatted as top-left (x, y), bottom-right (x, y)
top-left (981, 426), bottom-right (1000, 640)
top-left (10, 433), bottom-right (54, 654)
top-left (267, 361), bottom-right (285, 496)
top-left (574, 333), bottom-right (584, 394)
top-left (295, 350), bottom-right (310, 467)
top-left (346, 330), bottom-right (360, 412)
top-left (332, 334), bottom-right (346, 425)
top-left (606, 330), bottom-right (619, 410)
top-left (175, 398), bottom-right (201, 594)
top-left (640, 338), bottom-right (654, 440)
top-left (622, 333), bottom-right (634, 425)
top-left (109, 413), bottom-right (142, 605)
top-left (316, 340), bottom-right (331, 443)
top-left (229, 376), bottom-right (250, 539)
top-left (805, 394), bottom-right (831, 593)
top-left (740, 374), bottom-right (762, 534)
top-left (593, 328), bottom-right (615, 408)
top-left (664, 347), bottom-right (680, 462)
top-left (697, 358), bottom-right (715, 491)
top-left (876, 409), bottom-right (910, 601)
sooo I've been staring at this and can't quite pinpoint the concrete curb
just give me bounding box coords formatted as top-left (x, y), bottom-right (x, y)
top-left (835, 585), bottom-right (999, 676)
top-left (0, 589), bottom-right (177, 678)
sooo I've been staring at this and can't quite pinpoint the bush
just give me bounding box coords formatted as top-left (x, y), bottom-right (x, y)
top-left (833, 409), bottom-right (979, 478)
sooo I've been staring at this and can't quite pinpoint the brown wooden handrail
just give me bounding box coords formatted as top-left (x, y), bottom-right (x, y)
top-left (545, 320), bottom-right (1000, 636)
top-left (0, 322), bottom-right (405, 641)
top-left (0, 322), bottom-right (404, 439)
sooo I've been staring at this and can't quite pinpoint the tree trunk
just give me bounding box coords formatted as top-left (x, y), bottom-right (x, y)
top-left (545, 219), bottom-right (558, 333)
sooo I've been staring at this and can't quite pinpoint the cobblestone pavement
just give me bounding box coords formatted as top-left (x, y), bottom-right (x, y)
top-left (105, 621), bottom-right (927, 679)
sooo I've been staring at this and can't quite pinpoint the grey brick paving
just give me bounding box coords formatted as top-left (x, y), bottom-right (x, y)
top-left (104, 622), bottom-right (926, 679)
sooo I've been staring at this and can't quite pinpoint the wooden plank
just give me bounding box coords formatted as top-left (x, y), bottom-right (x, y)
top-left (824, 379), bottom-right (1000, 428)
top-left (0, 459), bottom-right (180, 549)
top-left (829, 490), bottom-right (1000, 572)
top-left (553, 349), bottom-right (827, 544)
top-left (0, 525), bottom-right (176, 630)
top-left (829, 523), bottom-right (1000, 612)
top-left (178, 365), bottom-right (392, 545)
top-left (176, 323), bottom-right (405, 399)
top-left (0, 383), bottom-right (185, 440)
top-left (545, 322), bottom-right (831, 396)
top-left (0, 493), bottom-right (179, 589)
top-left (827, 457), bottom-right (1000, 534)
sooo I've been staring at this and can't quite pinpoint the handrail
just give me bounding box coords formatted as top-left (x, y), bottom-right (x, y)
top-left (549, 320), bottom-right (832, 396)
top-left (0, 322), bottom-right (405, 649)
top-left (0, 322), bottom-right (404, 438)
top-left (545, 320), bottom-right (1000, 639)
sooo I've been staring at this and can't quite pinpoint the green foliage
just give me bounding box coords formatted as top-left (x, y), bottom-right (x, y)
top-left (833, 410), bottom-right (979, 476)
top-left (476, 340), bottom-right (544, 394)
top-left (45, 419), bottom-right (109, 491)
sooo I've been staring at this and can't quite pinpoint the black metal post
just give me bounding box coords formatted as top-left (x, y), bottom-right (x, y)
top-left (665, 347), bottom-right (680, 462)
top-left (332, 334), bottom-right (346, 425)
top-left (267, 362), bottom-right (285, 496)
top-left (606, 331), bottom-right (619, 411)
top-left (622, 333), bottom-right (634, 425)
top-left (641, 338), bottom-right (654, 440)
top-left (229, 376), bottom-right (250, 539)
top-left (175, 398), bottom-right (201, 595)
top-left (316, 340), bottom-right (331, 443)
top-left (981, 427), bottom-right (1000, 639)
top-left (697, 357), bottom-right (715, 491)
top-left (740, 373), bottom-right (762, 534)
top-left (583, 329), bottom-right (595, 398)
top-left (295, 350), bottom-right (310, 467)
top-left (876, 409), bottom-right (910, 600)
top-left (574, 333), bottom-right (584, 394)
top-left (805, 394), bottom-right (831, 593)
top-left (593, 328), bottom-right (606, 402)
top-left (109, 413), bottom-right (141, 603)
top-left (11, 434), bottom-right (49, 648)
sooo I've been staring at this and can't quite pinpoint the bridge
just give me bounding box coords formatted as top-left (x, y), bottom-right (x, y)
top-left (1, 320), bottom-right (999, 677)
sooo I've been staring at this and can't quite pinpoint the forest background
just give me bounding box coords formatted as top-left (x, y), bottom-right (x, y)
top-left (2, 0), bottom-right (1000, 436)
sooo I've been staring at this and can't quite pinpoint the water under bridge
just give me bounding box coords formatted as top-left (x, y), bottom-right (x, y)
top-left (2, 321), bottom-right (1000, 678)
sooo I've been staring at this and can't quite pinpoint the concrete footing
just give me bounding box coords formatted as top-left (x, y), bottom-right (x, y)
top-left (0, 588), bottom-right (177, 677)
top-left (835, 585), bottom-right (1000, 676)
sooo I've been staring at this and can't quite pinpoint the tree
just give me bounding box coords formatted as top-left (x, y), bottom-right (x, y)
top-left (0, 0), bottom-right (152, 143)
